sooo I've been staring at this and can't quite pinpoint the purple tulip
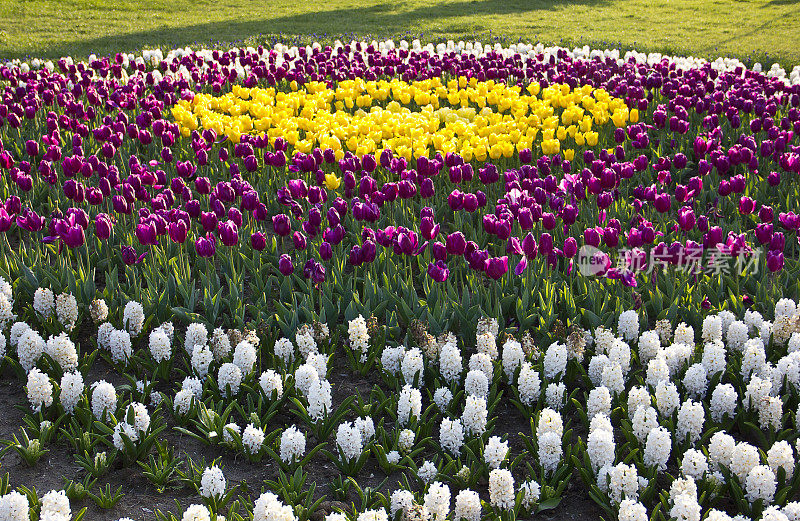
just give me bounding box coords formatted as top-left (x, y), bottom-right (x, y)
top-left (95, 213), bottom-right (113, 240)
top-left (484, 256), bottom-right (508, 280)
top-left (320, 241), bottom-right (333, 261)
top-left (278, 254), bottom-right (294, 275)
top-left (767, 251), bottom-right (784, 272)
top-left (195, 233), bottom-right (216, 257)
top-left (136, 222), bottom-right (159, 246)
top-left (168, 220), bottom-right (188, 244)
top-left (427, 260), bottom-right (450, 282)
top-left (272, 214), bottom-right (291, 236)
top-left (218, 220), bottom-right (239, 246)
top-left (446, 232), bottom-right (467, 256)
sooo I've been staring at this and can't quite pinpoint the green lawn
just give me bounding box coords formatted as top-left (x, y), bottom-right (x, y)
top-left (0, 0), bottom-right (798, 66)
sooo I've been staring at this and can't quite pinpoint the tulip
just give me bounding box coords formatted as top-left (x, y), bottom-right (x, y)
top-left (219, 220), bottom-right (239, 246)
top-left (272, 214), bottom-right (291, 236)
top-left (195, 234), bottom-right (216, 257)
top-left (767, 251), bottom-right (784, 273)
top-left (251, 232), bottom-right (267, 251)
top-left (484, 256), bottom-right (508, 280)
top-left (320, 241), bottom-right (333, 261)
top-left (427, 261), bottom-right (450, 282)
top-left (278, 254), bottom-right (294, 275)
top-left (95, 214), bottom-right (113, 240)
top-left (446, 232), bottom-right (467, 256)
top-left (136, 222), bottom-right (159, 246)
top-left (168, 220), bottom-right (188, 243)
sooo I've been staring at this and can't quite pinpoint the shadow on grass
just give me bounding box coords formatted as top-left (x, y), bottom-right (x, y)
top-left (32, 0), bottom-right (611, 58)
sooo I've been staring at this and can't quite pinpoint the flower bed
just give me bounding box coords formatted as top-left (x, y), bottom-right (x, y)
top-left (0, 39), bottom-right (798, 521)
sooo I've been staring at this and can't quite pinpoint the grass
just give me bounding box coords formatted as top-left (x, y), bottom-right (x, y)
top-left (0, 0), bottom-right (798, 67)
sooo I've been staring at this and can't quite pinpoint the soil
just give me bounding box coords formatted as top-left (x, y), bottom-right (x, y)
top-left (0, 351), bottom-right (606, 521)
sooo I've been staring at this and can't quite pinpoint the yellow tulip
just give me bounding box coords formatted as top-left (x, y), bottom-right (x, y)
top-left (324, 173), bottom-right (341, 190)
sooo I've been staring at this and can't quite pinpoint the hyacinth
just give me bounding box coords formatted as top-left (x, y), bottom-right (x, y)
top-left (259, 369), bottom-right (284, 398)
top-left (730, 442), bottom-right (761, 482)
top-left (0, 490), bottom-right (30, 521)
top-left (122, 301), bottom-right (144, 336)
top-left (708, 431), bottom-right (736, 470)
top-left (40, 489), bottom-right (70, 521)
top-left (676, 399), bottom-right (705, 444)
top-left (306, 351), bottom-right (327, 379)
top-left (184, 322), bottom-right (208, 354)
top-left (618, 310), bottom-right (639, 342)
top-left (200, 466), bottom-right (226, 498)
top-left (702, 340), bottom-right (727, 376)
top-left (280, 425), bottom-right (306, 464)
top-left (182, 504), bottom-right (212, 521)
top-left (644, 427), bottom-right (671, 470)
top-left (89, 298), bottom-right (108, 323)
top-left (218, 362), bottom-right (242, 397)
top-left (439, 339), bottom-right (463, 385)
top-left (501, 339), bottom-right (524, 381)
top-left (348, 315), bottom-right (370, 362)
top-left (398, 429), bottom-right (415, 453)
top-left (462, 394), bottom-right (488, 436)
top-left (601, 362), bottom-right (625, 395)
top-left (488, 468), bottom-right (515, 510)
top-left (0, 295), bottom-right (16, 329)
top-left (710, 383), bottom-right (738, 422)
top-left (253, 492), bottom-right (296, 521)
top-left (483, 436), bottom-right (508, 469)
top-left (354, 416), bottom-right (375, 443)
top-left (517, 362), bottom-right (541, 406)
top-left (381, 346), bottom-right (404, 375)
top-left (33, 287), bottom-right (55, 318)
top-left (588, 428), bottom-right (615, 471)
top-left (726, 321), bottom-right (749, 351)
top-left (545, 381), bottom-right (567, 410)
top-left (18, 328), bottom-right (45, 371)
top-left (149, 328), bottom-right (172, 362)
top-left (476, 317), bottom-right (499, 339)
top-left (538, 430), bottom-right (563, 474)
top-left (191, 344), bottom-right (213, 378)
top-left (26, 368), bottom-right (53, 412)
top-left (295, 325), bottom-right (317, 357)
top-left (587, 386), bottom-right (612, 420)
top-left (397, 385), bottom-right (422, 425)
top-left (746, 465), bottom-right (777, 504)
top-left (670, 493), bottom-right (701, 521)
top-left (655, 381), bottom-right (679, 417)
top-left (537, 408), bottom-right (564, 439)
top-left (543, 341), bottom-right (567, 380)
top-left (401, 348), bottom-right (424, 384)
top-left (357, 509), bottom-right (388, 521)
top-left (681, 449), bottom-right (709, 481)
top-left (464, 369), bottom-right (489, 399)
top-left (45, 333), bottom-right (78, 371)
top-left (423, 482), bottom-right (450, 521)
top-left (59, 371), bottom-right (84, 414)
top-left (55, 293), bottom-right (78, 331)
top-left (433, 387), bottom-right (452, 411)
top-left (454, 489), bottom-right (481, 521)
top-left (109, 329), bottom-right (132, 364)
top-left (469, 352), bottom-right (494, 379)
top-left (417, 460), bottom-right (437, 483)
top-left (390, 489), bottom-right (414, 518)
top-left (242, 423), bottom-right (265, 455)
top-left (173, 389), bottom-right (194, 416)
top-left (476, 332), bottom-right (498, 360)
top-left (608, 462), bottom-right (639, 505)
top-left (91, 380), bottom-right (116, 419)
top-left (307, 378), bottom-right (332, 420)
